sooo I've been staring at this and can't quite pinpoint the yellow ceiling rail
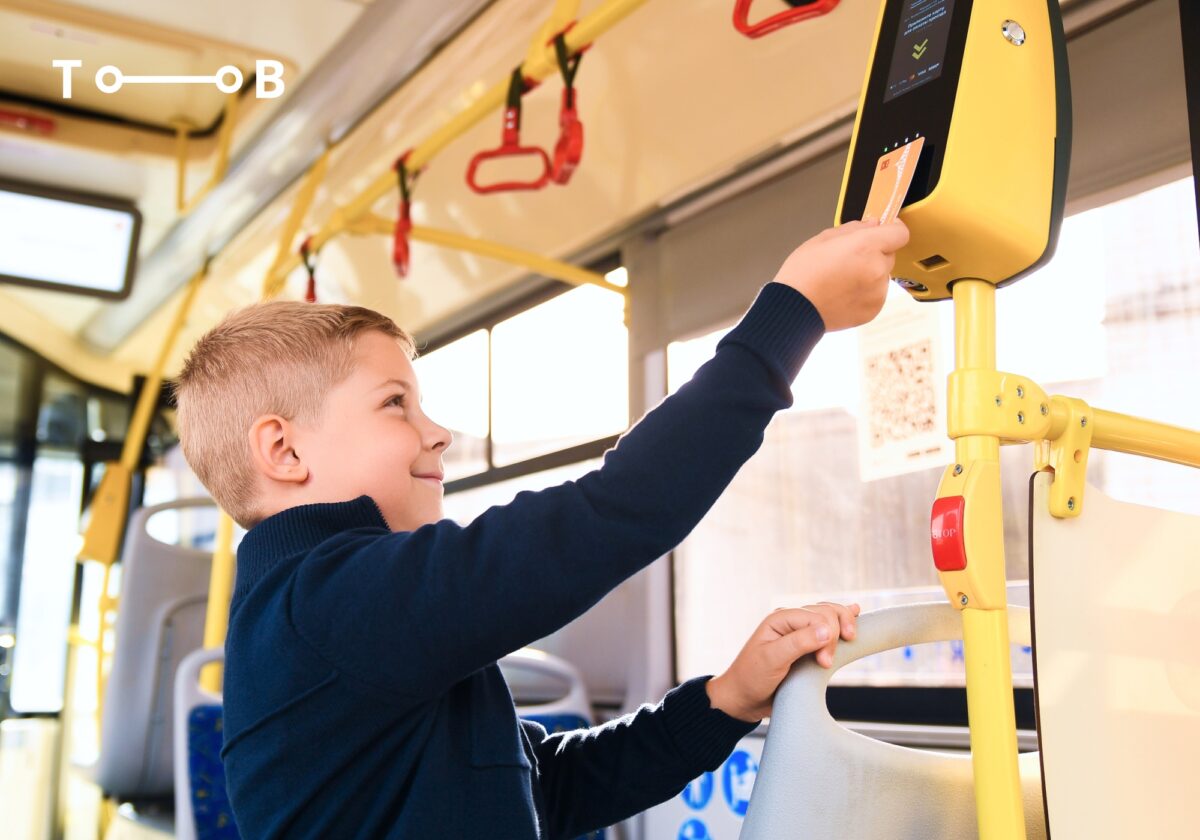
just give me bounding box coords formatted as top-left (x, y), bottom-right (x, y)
top-left (262, 149), bottom-right (331, 300)
top-left (261, 0), bottom-right (652, 291)
top-left (177, 92), bottom-right (241, 217)
top-left (525, 0), bottom-right (581, 68)
top-left (346, 212), bottom-right (623, 295)
top-left (171, 118), bottom-right (195, 212)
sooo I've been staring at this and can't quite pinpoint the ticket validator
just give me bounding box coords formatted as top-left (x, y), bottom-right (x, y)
top-left (836, 0), bottom-right (1071, 299)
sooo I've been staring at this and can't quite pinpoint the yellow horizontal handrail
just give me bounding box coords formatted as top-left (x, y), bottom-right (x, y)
top-left (1089, 408), bottom-right (1200, 469)
top-left (262, 0), bottom-right (651, 292)
top-left (341, 213), bottom-right (621, 295)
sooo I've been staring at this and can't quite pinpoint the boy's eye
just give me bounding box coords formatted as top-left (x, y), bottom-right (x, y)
top-left (385, 394), bottom-right (406, 408)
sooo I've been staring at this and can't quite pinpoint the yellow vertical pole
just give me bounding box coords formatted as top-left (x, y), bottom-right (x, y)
top-left (172, 119), bottom-right (191, 212)
top-left (200, 512), bottom-right (236, 693)
top-left (951, 280), bottom-right (1026, 840)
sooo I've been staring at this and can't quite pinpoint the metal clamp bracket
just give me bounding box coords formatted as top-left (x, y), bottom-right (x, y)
top-left (1045, 396), bottom-right (1094, 518)
top-left (947, 369), bottom-right (1053, 441)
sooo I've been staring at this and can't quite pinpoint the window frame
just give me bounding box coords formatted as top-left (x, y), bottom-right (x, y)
top-left (416, 259), bottom-right (628, 499)
top-left (0, 330), bottom-right (166, 719)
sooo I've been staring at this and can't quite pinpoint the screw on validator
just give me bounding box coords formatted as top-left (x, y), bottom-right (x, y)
top-left (959, 594), bottom-right (969, 607)
top-left (1081, 417), bottom-right (1088, 428)
top-left (995, 396), bottom-right (1002, 406)
top-left (1017, 411), bottom-right (1025, 424)
top-left (1040, 403), bottom-right (1049, 415)
top-left (954, 464), bottom-right (963, 475)
top-left (1067, 497), bottom-right (1076, 511)
top-left (1016, 386), bottom-right (1025, 398)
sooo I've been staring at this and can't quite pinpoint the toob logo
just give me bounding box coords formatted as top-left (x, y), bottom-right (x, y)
top-left (52, 60), bottom-right (285, 99)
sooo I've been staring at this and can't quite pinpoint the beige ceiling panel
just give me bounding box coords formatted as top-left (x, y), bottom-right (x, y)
top-left (0, 0), bottom-right (294, 130)
top-left (0, 287), bottom-right (131, 390)
top-left (111, 0), bottom-right (879, 372)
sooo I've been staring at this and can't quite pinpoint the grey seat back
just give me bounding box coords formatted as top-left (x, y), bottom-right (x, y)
top-left (740, 603), bottom-right (1044, 839)
top-left (95, 498), bottom-right (217, 798)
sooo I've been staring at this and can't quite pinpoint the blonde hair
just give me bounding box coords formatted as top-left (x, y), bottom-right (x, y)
top-left (174, 301), bottom-right (415, 527)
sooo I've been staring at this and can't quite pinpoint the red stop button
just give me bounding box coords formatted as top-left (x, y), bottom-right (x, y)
top-left (931, 496), bottom-right (967, 572)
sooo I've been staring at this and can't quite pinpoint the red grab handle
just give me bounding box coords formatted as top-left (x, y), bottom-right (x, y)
top-left (732, 0), bottom-right (839, 39)
top-left (392, 152), bottom-right (417, 277)
top-left (466, 110), bottom-right (553, 193)
top-left (466, 69), bottom-right (552, 194)
top-left (550, 89), bottom-right (584, 185)
top-left (299, 236), bottom-right (317, 302)
top-left (393, 200), bottom-right (413, 277)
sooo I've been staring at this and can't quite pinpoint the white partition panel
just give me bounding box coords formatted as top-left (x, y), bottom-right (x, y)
top-left (1030, 471), bottom-right (1200, 838)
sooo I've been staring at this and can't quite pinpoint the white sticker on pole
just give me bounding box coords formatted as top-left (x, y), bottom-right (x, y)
top-left (857, 288), bottom-right (952, 482)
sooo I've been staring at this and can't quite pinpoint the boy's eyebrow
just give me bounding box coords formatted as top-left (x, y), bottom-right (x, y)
top-left (373, 377), bottom-right (415, 392)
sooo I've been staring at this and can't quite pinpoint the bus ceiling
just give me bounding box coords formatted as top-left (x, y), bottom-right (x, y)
top-left (0, 0), bottom-right (1190, 383)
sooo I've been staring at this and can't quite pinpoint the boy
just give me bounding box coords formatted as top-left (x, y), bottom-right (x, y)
top-left (174, 219), bottom-right (908, 838)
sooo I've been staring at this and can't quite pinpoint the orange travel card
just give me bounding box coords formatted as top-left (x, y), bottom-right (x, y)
top-left (862, 136), bottom-right (925, 224)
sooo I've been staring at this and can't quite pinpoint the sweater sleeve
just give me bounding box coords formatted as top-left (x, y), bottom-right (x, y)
top-left (523, 677), bottom-right (757, 840)
top-left (290, 283), bottom-right (824, 699)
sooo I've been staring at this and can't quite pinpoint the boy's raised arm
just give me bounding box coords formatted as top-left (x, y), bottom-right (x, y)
top-left (289, 223), bottom-right (907, 700)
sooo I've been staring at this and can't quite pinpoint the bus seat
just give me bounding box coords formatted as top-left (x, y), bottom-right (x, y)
top-left (739, 603), bottom-right (1045, 839)
top-left (94, 498), bottom-right (218, 799)
top-left (174, 647), bottom-right (239, 840)
top-left (503, 648), bottom-right (594, 732)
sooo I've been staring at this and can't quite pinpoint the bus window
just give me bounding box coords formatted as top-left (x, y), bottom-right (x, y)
top-left (443, 458), bottom-right (603, 526)
top-left (669, 176), bottom-right (1200, 687)
top-left (9, 454), bottom-right (83, 713)
top-left (491, 285), bottom-right (628, 465)
top-left (413, 330), bottom-right (490, 482)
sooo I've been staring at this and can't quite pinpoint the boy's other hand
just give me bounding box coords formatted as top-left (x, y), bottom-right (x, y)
top-left (706, 602), bottom-right (861, 723)
top-left (773, 221), bottom-right (910, 332)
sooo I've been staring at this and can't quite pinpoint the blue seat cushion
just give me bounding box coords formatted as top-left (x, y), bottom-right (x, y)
top-left (188, 705), bottom-right (240, 839)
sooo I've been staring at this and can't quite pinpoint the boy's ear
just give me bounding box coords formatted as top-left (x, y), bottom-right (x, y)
top-left (248, 415), bottom-right (309, 485)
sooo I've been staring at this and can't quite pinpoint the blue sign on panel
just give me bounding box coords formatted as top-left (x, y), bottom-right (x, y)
top-left (677, 818), bottom-right (713, 840)
top-left (722, 749), bottom-right (758, 817)
top-left (680, 772), bottom-right (714, 811)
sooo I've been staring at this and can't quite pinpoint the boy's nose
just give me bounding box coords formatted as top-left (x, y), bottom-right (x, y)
top-left (426, 419), bottom-right (452, 452)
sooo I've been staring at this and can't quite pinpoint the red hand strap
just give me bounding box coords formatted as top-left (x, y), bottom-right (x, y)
top-left (549, 32), bottom-right (585, 185)
top-left (393, 151), bottom-right (417, 277)
top-left (732, 0), bottom-right (839, 39)
top-left (299, 237), bottom-right (317, 303)
top-left (466, 68), bottom-right (551, 194)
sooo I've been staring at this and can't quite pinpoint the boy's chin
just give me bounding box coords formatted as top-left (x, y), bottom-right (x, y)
top-left (387, 508), bottom-right (445, 532)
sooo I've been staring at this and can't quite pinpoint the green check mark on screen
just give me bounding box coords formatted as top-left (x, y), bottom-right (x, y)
top-left (913, 39), bottom-right (929, 59)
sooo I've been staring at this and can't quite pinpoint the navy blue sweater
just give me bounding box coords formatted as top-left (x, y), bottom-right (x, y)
top-left (223, 282), bottom-right (825, 838)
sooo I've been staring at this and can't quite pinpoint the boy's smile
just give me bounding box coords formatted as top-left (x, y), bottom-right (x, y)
top-left (291, 331), bottom-right (452, 531)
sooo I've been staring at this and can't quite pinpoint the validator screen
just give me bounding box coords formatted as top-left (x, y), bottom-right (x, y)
top-left (883, 0), bottom-right (957, 103)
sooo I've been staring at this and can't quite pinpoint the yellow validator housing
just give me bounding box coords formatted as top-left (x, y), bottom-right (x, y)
top-left (836, 0), bottom-right (1071, 300)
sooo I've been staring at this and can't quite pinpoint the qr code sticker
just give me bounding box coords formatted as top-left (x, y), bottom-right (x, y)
top-left (863, 339), bottom-right (937, 449)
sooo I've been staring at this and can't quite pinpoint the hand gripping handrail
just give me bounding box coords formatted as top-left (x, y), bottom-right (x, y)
top-left (732, 0), bottom-right (839, 39)
top-left (466, 68), bottom-right (552, 194)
